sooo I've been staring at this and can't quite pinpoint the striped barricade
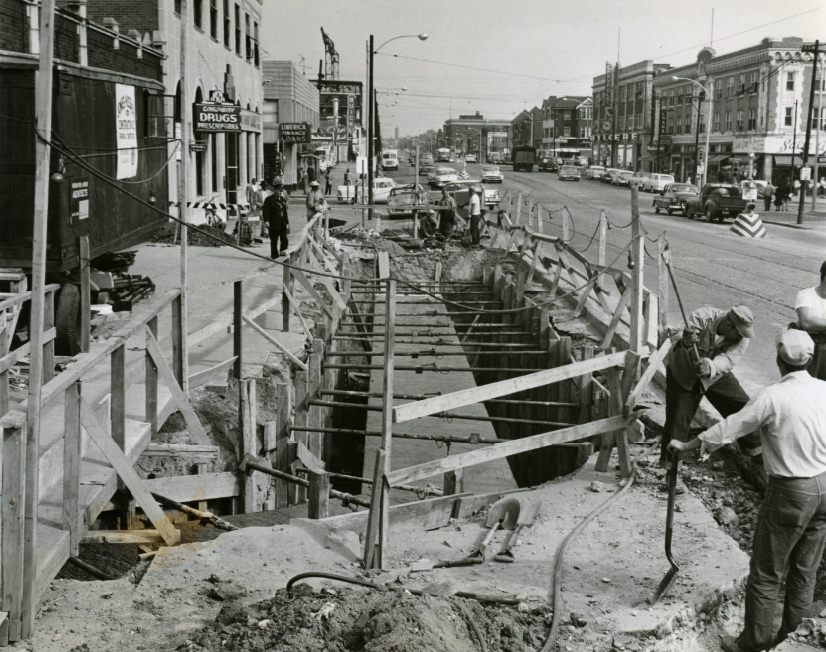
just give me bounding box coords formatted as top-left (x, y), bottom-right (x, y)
top-left (730, 211), bottom-right (767, 239)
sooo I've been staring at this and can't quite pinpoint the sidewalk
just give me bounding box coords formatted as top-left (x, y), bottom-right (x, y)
top-left (760, 195), bottom-right (826, 229)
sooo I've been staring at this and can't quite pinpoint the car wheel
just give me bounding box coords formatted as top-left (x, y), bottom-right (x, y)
top-left (666, 208), bottom-right (673, 215)
top-left (682, 208), bottom-right (689, 217)
top-left (704, 206), bottom-right (714, 222)
top-left (654, 204), bottom-right (660, 214)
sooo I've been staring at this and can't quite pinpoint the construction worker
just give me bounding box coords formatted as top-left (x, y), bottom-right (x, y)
top-left (306, 180), bottom-right (326, 219)
top-left (669, 329), bottom-right (826, 652)
top-left (263, 178), bottom-right (289, 258)
top-left (436, 186), bottom-right (456, 238)
top-left (661, 305), bottom-right (763, 469)
top-left (468, 185), bottom-right (482, 246)
top-left (794, 260), bottom-right (826, 380)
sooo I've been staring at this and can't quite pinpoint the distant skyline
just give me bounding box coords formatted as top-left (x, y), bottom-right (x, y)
top-left (261, 1), bottom-right (825, 135)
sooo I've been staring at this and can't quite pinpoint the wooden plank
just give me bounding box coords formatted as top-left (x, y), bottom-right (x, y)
top-left (282, 261), bottom-right (293, 332)
top-left (625, 338), bottom-right (672, 410)
top-left (377, 251), bottom-right (391, 280)
top-left (307, 472), bottom-right (330, 519)
top-left (83, 530), bottom-right (165, 545)
top-left (42, 289), bottom-right (55, 383)
top-left (629, 186), bottom-right (645, 355)
top-left (188, 356), bottom-right (237, 390)
top-left (243, 314), bottom-right (308, 371)
top-left (393, 351), bottom-right (628, 423)
top-left (306, 340), bottom-right (324, 456)
top-left (387, 415), bottom-right (631, 487)
top-left (145, 329), bottom-right (210, 444)
top-left (80, 402), bottom-right (180, 546)
top-left (296, 440), bottom-right (325, 474)
top-left (657, 234), bottom-right (669, 338)
top-left (145, 316), bottom-right (158, 434)
top-left (171, 294), bottom-right (185, 392)
top-left (363, 448), bottom-right (386, 569)
top-left (110, 343), bottom-right (126, 450)
top-left (141, 472), bottom-right (241, 503)
top-left (233, 280), bottom-right (243, 379)
top-left (239, 378), bottom-right (258, 513)
top-left (292, 269), bottom-right (333, 319)
top-left (282, 284), bottom-right (313, 341)
top-left (79, 235), bottom-right (91, 352)
top-left (63, 382), bottom-right (82, 556)
top-left (1, 411), bottom-right (27, 640)
top-left (600, 283), bottom-right (632, 348)
top-left (273, 383), bottom-right (291, 508)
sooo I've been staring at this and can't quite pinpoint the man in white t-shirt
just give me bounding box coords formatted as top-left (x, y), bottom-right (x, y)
top-left (794, 260), bottom-right (826, 379)
top-left (468, 186), bottom-right (482, 246)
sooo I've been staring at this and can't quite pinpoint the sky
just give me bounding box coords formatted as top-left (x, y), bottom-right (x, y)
top-left (260, 0), bottom-right (825, 136)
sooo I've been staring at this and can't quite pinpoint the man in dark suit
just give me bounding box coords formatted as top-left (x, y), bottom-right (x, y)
top-left (263, 178), bottom-right (289, 258)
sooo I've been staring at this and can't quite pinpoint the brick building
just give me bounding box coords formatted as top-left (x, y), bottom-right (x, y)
top-left (511, 107), bottom-right (544, 150)
top-left (443, 112), bottom-right (511, 162)
top-left (539, 96), bottom-right (593, 162)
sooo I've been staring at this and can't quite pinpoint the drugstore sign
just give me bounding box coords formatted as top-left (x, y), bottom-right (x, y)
top-left (194, 103), bottom-right (242, 132)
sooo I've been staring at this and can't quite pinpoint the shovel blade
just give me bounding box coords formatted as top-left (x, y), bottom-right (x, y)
top-left (651, 565), bottom-right (679, 604)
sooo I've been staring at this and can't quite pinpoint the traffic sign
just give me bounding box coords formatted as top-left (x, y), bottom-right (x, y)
top-left (800, 166), bottom-right (812, 182)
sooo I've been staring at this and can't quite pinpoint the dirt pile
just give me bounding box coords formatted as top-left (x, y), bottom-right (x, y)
top-left (150, 223), bottom-right (242, 247)
top-left (178, 584), bottom-right (550, 652)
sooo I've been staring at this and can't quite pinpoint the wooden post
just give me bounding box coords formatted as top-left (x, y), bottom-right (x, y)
top-left (23, 0), bottom-right (56, 638)
top-left (657, 234), bottom-right (669, 339)
top-left (195, 462), bottom-right (209, 513)
top-left (145, 315), bottom-right (158, 434)
top-left (629, 186), bottom-right (644, 363)
top-left (598, 210), bottom-right (608, 287)
top-left (110, 343), bottom-right (126, 450)
top-left (443, 468), bottom-right (464, 495)
top-left (172, 293), bottom-right (185, 390)
top-left (282, 256), bottom-right (293, 332)
top-left (43, 287), bottom-right (55, 383)
top-left (308, 471), bottom-right (330, 519)
top-left (63, 382), bottom-right (82, 555)
top-left (273, 383), bottom-right (292, 507)
top-left (2, 411), bottom-right (27, 641)
top-left (233, 280), bottom-right (243, 380)
top-left (79, 235), bottom-right (91, 352)
top-left (562, 209), bottom-right (571, 242)
top-left (239, 378), bottom-right (258, 513)
top-left (307, 339), bottom-right (324, 458)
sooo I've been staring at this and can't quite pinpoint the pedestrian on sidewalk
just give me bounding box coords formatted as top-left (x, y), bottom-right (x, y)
top-left (468, 185), bottom-right (482, 246)
top-left (661, 305), bottom-right (763, 468)
top-left (774, 182), bottom-right (788, 212)
top-left (669, 329), bottom-right (826, 652)
top-left (324, 167), bottom-right (333, 195)
top-left (794, 260), bottom-right (826, 380)
top-left (263, 178), bottom-right (289, 258)
top-left (306, 180), bottom-right (327, 219)
top-left (344, 168), bottom-right (351, 186)
top-left (763, 181), bottom-right (774, 212)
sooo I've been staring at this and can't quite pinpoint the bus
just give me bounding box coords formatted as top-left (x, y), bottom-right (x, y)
top-left (512, 145), bottom-right (537, 172)
top-left (436, 147), bottom-right (451, 162)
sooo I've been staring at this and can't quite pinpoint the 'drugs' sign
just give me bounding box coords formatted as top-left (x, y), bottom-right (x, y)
top-left (193, 103), bottom-right (242, 132)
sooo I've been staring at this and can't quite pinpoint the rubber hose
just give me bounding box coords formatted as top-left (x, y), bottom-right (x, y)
top-left (541, 466), bottom-right (638, 652)
top-left (285, 571), bottom-right (519, 605)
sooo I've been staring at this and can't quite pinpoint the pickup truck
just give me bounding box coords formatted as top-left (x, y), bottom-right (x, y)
top-left (685, 184), bottom-right (747, 222)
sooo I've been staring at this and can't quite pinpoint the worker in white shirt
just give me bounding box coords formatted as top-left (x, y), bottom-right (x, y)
top-left (794, 259), bottom-right (826, 380)
top-left (669, 329), bottom-right (826, 652)
top-left (468, 185), bottom-right (482, 246)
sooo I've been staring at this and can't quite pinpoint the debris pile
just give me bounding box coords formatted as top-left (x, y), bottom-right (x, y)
top-left (150, 222), bottom-right (241, 247)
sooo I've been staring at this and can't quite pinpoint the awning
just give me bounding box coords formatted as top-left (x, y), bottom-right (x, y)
top-left (706, 154), bottom-right (729, 165)
top-left (772, 154), bottom-right (797, 166)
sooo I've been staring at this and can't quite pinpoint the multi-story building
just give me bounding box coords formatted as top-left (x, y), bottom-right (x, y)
top-left (315, 78), bottom-right (363, 164)
top-left (72, 0), bottom-right (265, 213)
top-left (592, 60), bottom-right (670, 171)
top-left (539, 96), bottom-right (593, 162)
top-left (653, 37), bottom-right (825, 184)
top-left (262, 61), bottom-right (319, 190)
top-left (443, 112), bottom-right (512, 161)
top-left (511, 107), bottom-right (544, 150)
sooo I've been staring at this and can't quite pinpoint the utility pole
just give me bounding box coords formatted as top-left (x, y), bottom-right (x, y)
top-left (694, 91), bottom-right (704, 183)
top-left (179, 0), bottom-right (190, 392)
top-left (813, 54), bottom-right (823, 211)
top-left (24, 0), bottom-right (56, 638)
top-left (701, 80), bottom-right (714, 188)
top-left (367, 34), bottom-right (374, 220)
top-left (798, 40), bottom-right (820, 225)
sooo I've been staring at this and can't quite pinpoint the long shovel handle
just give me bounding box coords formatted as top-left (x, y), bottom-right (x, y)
top-left (664, 449), bottom-right (680, 565)
top-left (663, 256), bottom-right (701, 364)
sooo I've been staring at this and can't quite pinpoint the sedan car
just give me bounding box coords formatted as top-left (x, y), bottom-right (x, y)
top-left (652, 183), bottom-right (699, 216)
top-left (558, 165), bottom-right (581, 182)
top-left (336, 176), bottom-right (397, 204)
top-left (465, 153), bottom-right (477, 163)
top-left (386, 184), bottom-right (426, 219)
top-left (481, 165), bottom-right (504, 183)
top-left (431, 166), bottom-right (458, 189)
top-left (614, 171), bottom-right (635, 186)
top-left (443, 180), bottom-right (500, 215)
top-left (602, 168), bottom-right (623, 184)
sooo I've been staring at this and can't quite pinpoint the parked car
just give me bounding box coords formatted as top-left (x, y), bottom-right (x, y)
top-left (585, 165), bottom-right (606, 180)
top-left (558, 165), bottom-right (581, 181)
top-left (645, 173), bottom-right (676, 193)
top-left (652, 183), bottom-right (699, 216)
top-left (465, 153), bottom-right (477, 163)
top-left (386, 184), bottom-right (426, 219)
top-left (630, 171), bottom-right (650, 188)
top-left (487, 152), bottom-right (504, 164)
top-left (431, 166), bottom-right (459, 189)
top-left (337, 176), bottom-right (397, 204)
top-left (685, 183), bottom-right (747, 221)
top-left (538, 157), bottom-right (558, 172)
top-left (419, 154), bottom-right (435, 175)
top-left (602, 168), bottom-right (623, 184)
top-left (481, 165), bottom-right (504, 183)
top-left (614, 171), bottom-right (635, 186)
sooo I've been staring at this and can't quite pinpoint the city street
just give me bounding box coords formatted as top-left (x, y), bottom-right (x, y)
top-left (383, 160), bottom-right (826, 393)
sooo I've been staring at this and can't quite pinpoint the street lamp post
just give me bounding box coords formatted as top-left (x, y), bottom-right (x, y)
top-left (673, 75), bottom-right (713, 187)
top-left (368, 32), bottom-right (427, 219)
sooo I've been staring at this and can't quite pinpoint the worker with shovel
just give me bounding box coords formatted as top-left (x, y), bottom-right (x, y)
top-left (669, 330), bottom-right (826, 652)
top-left (661, 304), bottom-right (763, 473)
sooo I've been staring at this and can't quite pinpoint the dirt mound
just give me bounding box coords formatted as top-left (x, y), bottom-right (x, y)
top-left (178, 585), bottom-right (550, 652)
top-left (150, 222), bottom-right (241, 247)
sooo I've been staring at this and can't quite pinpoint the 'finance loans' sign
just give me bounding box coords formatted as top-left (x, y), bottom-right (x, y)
top-left (280, 122), bottom-right (311, 144)
top-left (193, 103), bottom-right (241, 132)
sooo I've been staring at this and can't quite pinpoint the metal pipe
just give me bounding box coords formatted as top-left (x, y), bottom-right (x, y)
top-left (290, 425), bottom-right (505, 445)
top-left (332, 337), bottom-right (536, 347)
top-left (293, 468), bottom-right (442, 497)
top-left (324, 363), bottom-right (542, 373)
top-left (325, 349), bottom-right (548, 357)
top-left (320, 389), bottom-right (578, 407)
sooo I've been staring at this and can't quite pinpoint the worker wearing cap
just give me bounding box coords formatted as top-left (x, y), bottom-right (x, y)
top-left (468, 186), bottom-right (482, 246)
top-left (670, 330), bottom-right (826, 652)
top-left (263, 178), bottom-right (289, 258)
top-left (661, 305), bottom-right (762, 467)
top-left (305, 179), bottom-right (326, 219)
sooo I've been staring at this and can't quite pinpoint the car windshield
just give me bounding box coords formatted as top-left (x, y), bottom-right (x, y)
top-left (620, 171), bottom-right (633, 177)
top-left (436, 168), bottom-right (455, 175)
top-left (483, 166), bottom-right (499, 172)
top-left (561, 166), bottom-right (577, 172)
top-left (670, 184), bottom-right (697, 193)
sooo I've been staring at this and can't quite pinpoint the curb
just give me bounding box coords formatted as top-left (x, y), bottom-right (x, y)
top-left (762, 220), bottom-right (826, 231)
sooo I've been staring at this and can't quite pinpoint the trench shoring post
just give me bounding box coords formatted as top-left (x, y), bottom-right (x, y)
top-left (239, 378), bottom-right (260, 513)
top-left (282, 253), bottom-right (294, 333)
top-left (363, 260), bottom-right (394, 569)
top-left (307, 338), bottom-right (325, 459)
top-left (273, 382), bottom-right (293, 507)
top-left (292, 363), bottom-right (309, 505)
top-left (79, 234), bottom-right (91, 352)
top-left (308, 471), bottom-right (331, 519)
top-left (2, 411), bottom-right (27, 641)
top-left (657, 233), bottom-right (669, 342)
top-left (598, 210), bottom-right (608, 288)
top-left (515, 190), bottom-right (522, 224)
top-left (145, 316), bottom-right (159, 435)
